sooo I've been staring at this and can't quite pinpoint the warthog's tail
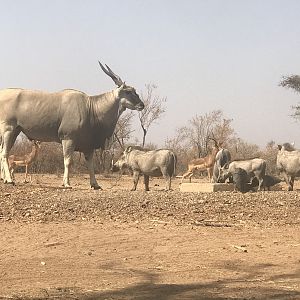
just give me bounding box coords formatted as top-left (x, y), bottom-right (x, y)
top-left (169, 152), bottom-right (177, 177)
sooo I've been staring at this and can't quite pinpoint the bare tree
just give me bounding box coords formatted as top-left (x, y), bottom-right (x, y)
top-left (230, 138), bottom-right (261, 160)
top-left (95, 111), bottom-right (135, 172)
top-left (261, 140), bottom-right (278, 175)
top-left (138, 84), bottom-right (166, 147)
top-left (280, 75), bottom-right (300, 93)
top-left (179, 110), bottom-right (234, 158)
top-left (165, 129), bottom-right (192, 174)
top-left (114, 112), bottom-right (135, 149)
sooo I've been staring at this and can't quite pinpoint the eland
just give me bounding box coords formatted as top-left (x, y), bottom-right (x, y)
top-left (0, 62), bottom-right (144, 189)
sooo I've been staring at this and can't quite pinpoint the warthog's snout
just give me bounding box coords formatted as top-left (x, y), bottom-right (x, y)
top-left (111, 164), bottom-right (120, 172)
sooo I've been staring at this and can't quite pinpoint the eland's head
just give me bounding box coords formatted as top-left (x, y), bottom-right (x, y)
top-left (99, 62), bottom-right (144, 113)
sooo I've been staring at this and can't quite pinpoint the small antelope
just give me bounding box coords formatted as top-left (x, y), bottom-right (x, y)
top-left (8, 140), bottom-right (41, 183)
top-left (181, 141), bottom-right (220, 183)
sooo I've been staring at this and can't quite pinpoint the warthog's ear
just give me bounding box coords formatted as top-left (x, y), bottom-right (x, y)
top-left (223, 162), bottom-right (230, 169)
top-left (278, 145), bottom-right (282, 150)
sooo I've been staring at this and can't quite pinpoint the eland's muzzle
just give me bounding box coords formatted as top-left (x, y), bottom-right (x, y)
top-left (136, 102), bottom-right (144, 111)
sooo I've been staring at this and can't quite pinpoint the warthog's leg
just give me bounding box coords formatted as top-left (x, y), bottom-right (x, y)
top-left (62, 140), bottom-right (75, 188)
top-left (143, 175), bottom-right (150, 191)
top-left (165, 175), bottom-right (172, 190)
top-left (84, 151), bottom-right (101, 190)
top-left (281, 172), bottom-right (293, 191)
top-left (289, 176), bottom-right (295, 191)
top-left (161, 167), bottom-right (172, 191)
top-left (131, 171), bottom-right (140, 191)
top-left (256, 177), bottom-right (264, 191)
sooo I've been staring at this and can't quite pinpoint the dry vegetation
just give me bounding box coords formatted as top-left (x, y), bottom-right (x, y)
top-left (0, 174), bottom-right (300, 299)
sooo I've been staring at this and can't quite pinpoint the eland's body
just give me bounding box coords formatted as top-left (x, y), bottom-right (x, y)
top-left (0, 63), bottom-right (144, 189)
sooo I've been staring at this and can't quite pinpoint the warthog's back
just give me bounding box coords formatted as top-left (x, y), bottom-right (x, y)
top-left (277, 150), bottom-right (300, 176)
top-left (229, 158), bottom-right (265, 174)
top-left (128, 149), bottom-right (176, 176)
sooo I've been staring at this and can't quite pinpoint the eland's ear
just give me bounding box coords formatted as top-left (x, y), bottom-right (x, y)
top-left (119, 83), bottom-right (126, 90)
top-left (115, 83), bottom-right (126, 96)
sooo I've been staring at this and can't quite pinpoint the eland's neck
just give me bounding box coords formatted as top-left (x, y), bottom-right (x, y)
top-left (88, 90), bottom-right (121, 131)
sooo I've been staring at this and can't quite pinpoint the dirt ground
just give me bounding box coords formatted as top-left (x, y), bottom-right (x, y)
top-left (0, 173), bottom-right (300, 300)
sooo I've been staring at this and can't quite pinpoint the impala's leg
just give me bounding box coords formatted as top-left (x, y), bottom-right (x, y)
top-left (84, 151), bottom-right (101, 190)
top-left (62, 140), bottom-right (75, 188)
top-left (207, 168), bottom-right (211, 182)
top-left (9, 163), bottom-right (14, 180)
top-left (0, 140), bottom-right (3, 181)
top-left (24, 164), bottom-right (28, 183)
top-left (188, 172), bottom-right (193, 183)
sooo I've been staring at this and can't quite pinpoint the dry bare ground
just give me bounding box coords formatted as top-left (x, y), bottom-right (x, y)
top-left (0, 174), bottom-right (300, 300)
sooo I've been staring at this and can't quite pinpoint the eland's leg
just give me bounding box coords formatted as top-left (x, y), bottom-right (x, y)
top-left (62, 140), bottom-right (75, 188)
top-left (1, 127), bottom-right (20, 184)
top-left (289, 176), bottom-right (295, 191)
top-left (84, 151), bottom-right (101, 190)
top-left (144, 175), bottom-right (150, 191)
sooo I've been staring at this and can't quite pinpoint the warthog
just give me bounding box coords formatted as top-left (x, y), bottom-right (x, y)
top-left (276, 143), bottom-right (300, 191)
top-left (251, 175), bottom-right (281, 191)
top-left (212, 148), bottom-right (231, 183)
top-left (219, 158), bottom-right (266, 191)
top-left (112, 146), bottom-right (176, 191)
top-left (232, 168), bottom-right (251, 193)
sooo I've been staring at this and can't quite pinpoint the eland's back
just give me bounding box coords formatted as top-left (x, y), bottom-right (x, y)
top-left (0, 88), bottom-right (89, 142)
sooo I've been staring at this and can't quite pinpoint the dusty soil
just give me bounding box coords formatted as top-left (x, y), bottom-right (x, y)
top-left (0, 174), bottom-right (300, 300)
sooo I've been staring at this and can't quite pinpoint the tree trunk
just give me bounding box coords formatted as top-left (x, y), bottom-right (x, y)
top-left (142, 127), bottom-right (147, 148)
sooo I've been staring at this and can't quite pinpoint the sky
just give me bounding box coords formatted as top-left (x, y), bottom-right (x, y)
top-left (1, 0), bottom-right (300, 148)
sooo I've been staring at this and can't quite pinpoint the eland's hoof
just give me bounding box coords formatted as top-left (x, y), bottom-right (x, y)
top-left (4, 181), bottom-right (15, 186)
top-left (91, 185), bottom-right (102, 190)
top-left (63, 184), bottom-right (72, 189)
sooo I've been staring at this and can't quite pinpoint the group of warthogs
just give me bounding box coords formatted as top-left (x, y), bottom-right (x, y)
top-left (0, 63), bottom-right (298, 192)
top-left (111, 142), bottom-right (295, 192)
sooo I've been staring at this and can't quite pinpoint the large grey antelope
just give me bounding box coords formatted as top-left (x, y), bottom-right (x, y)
top-left (0, 62), bottom-right (144, 189)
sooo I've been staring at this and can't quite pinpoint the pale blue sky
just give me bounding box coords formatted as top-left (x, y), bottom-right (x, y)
top-left (1, 0), bottom-right (300, 147)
